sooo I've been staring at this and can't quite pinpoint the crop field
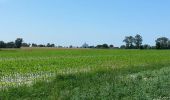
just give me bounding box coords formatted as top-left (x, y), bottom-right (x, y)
top-left (0, 48), bottom-right (170, 99)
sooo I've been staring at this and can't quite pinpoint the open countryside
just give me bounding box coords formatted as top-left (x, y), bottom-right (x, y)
top-left (0, 48), bottom-right (170, 99)
top-left (1, 0), bottom-right (170, 99)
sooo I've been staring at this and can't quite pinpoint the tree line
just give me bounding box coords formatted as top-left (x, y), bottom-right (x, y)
top-left (122, 34), bottom-right (170, 49)
top-left (0, 38), bottom-right (23, 48)
top-left (0, 38), bottom-right (56, 48)
top-left (1, 35), bottom-right (170, 49)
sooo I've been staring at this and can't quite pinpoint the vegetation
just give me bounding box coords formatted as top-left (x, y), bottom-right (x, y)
top-left (96, 44), bottom-right (109, 49)
top-left (0, 38), bottom-right (23, 48)
top-left (123, 34), bottom-right (143, 49)
top-left (0, 48), bottom-right (170, 99)
top-left (1, 34), bottom-right (170, 49)
top-left (155, 37), bottom-right (170, 49)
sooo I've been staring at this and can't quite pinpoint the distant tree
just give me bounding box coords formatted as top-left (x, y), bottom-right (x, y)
top-left (22, 43), bottom-right (31, 47)
top-left (38, 44), bottom-right (45, 47)
top-left (123, 36), bottom-right (135, 49)
top-left (134, 34), bottom-right (143, 49)
top-left (0, 41), bottom-right (6, 48)
top-left (129, 36), bottom-right (135, 48)
top-left (168, 41), bottom-right (170, 49)
top-left (47, 43), bottom-right (51, 47)
top-left (69, 45), bottom-right (73, 48)
top-left (142, 44), bottom-right (150, 49)
top-left (155, 37), bottom-right (169, 49)
top-left (51, 44), bottom-right (55, 47)
top-left (6, 42), bottom-right (15, 48)
top-left (96, 45), bottom-right (102, 48)
top-left (156, 42), bottom-right (161, 49)
top-left (123, 36), bottom-right (130, 48)
top-left (109, 45), bottom-right (114, 48)
top-left (120, 45), bottom-right (126, 49)
top-left (89, 46), bottom-right (95, 48)
top-left (15, 38), bottom-right (23, 48)
top-left (46, 43), bottom-right (55, 47)
top-left (96, 44), bottom-right (109, 49)
top-left (102, 44), bottom-right (109, 48)
top-left (32, 43), bottom-right (37, 47)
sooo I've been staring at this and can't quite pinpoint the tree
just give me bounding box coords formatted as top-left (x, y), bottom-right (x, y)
top-left (47, 43), bottom-right (51, 47)
top-left (120, 45), bottom-right (126, 49)
top-left (22, 43), bottom-right (31, 47)
top-left (96, 45), bottom-right (102, 48)
top-left (89, 46), bottom-right (95, 48)
top-left (123, 36), bottom-right (130, 48)
top-left (168, 41), bottom-right (170, 49)
top-left (142, 44), bottom-right (150, 49)
top-left (155, 37), bottom-right (169, 49)
top-left (32, 43), bottom-right (37, 47)
top-left (0, 41), bottom-right (6, 48)
top-left (69, 45), bottom-right (73, 48)
top-left (123, 36), bottom-right (135, 49)
top-left (96, 44), bottom-right (109, 49)
top-left (51, 44), bottom-right (55, 47)
top-left (102, 44), bottom-right (109, 48)
top-left (15, 38), bottom-right (23, 48)
top-left (6, 42), bottom-right (15, 48)
top-left (134, 34), bottom-right (143, 49)
top-left (109, 45), bottom-right (114, 48)
top-left (156, 42), bottom-right (161, 49)
top-left (38, 44), bottom-right (45, 47)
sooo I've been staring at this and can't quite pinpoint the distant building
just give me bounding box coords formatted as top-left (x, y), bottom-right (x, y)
top-left (82, 43), bottom-right (89, 48)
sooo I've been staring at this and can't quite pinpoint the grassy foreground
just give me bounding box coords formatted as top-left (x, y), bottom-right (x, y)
top-left (0, 48), bottom-right (170, 100)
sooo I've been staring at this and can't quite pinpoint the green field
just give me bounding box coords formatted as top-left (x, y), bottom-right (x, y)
top-left (0, 48), bottom-right (170, 100)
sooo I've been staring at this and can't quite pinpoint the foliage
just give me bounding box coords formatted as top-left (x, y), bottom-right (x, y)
top-left (96, 44), bottom-right (109, 48)
top-left (22, 43), bottom-right (31, 47)
top-left (155, 37), bottom-right (169, 49)
top-left (15, 38), bottom-right (23, 48)
top-left (123, 36), bottom-right (135, 49)
top-left (0, 41), bottom-right (6, 48)
top-left (134, 34), bottom-right (143, 49)
top-left (6, 42), bottom-right (16, 48)
top-left (123, 34), bottom-right (143, 49)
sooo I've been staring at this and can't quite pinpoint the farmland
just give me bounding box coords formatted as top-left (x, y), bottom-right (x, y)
top-left (0, 48), bottom-right (170, 100)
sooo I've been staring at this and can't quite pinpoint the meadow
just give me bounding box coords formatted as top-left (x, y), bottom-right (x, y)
top-left (0, 48), bottom-right (170, 100)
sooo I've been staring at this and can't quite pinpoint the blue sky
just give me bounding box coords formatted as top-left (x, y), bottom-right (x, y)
top-left (0, 0), bottom-right (170, 47)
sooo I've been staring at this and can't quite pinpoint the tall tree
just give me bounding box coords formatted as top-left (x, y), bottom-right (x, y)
top-left (0, 41), bottom-right (6, 48)
top-left (155, 37), bottom-right (169, 49)
top-left (123, 36), bottom-right (130, 48)
top-left (15, 38), bottom-right (23, 48)
top-left (123, 36), bottom-right (135, 49)
top-left (134, 34), bottom-right (143, 49)
top-left (168, 40), bottom-right (170, 49)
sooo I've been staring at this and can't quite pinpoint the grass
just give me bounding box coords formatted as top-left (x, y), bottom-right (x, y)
top-left (0, 48), bottom-right (170, 99)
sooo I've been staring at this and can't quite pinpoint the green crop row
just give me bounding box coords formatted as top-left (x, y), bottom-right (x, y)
top-left (0, 48), bottom-right (170, 99)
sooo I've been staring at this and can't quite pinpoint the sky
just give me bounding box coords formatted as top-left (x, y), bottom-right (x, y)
top-left (0, 0), bottom-right (170, 47)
